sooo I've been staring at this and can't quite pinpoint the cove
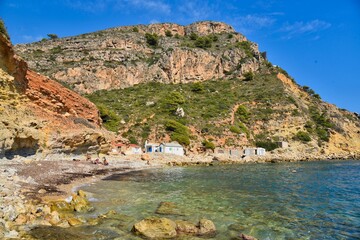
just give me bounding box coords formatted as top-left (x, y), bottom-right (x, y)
top-left (36, 160), bottom-right (360, 239)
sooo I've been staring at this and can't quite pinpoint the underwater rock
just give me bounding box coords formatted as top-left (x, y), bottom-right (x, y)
top-left (238, 233), bottom-right (258, 240)
top-left (155, 201), bottom-right (184, 216)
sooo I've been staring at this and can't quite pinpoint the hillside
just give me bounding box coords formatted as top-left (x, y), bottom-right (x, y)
top-left (0, 29), bottom-right (111, 159)
top-left (14, 21), bottom-right (360, 158)
top-left (15, 21), bottom-right (262, 93)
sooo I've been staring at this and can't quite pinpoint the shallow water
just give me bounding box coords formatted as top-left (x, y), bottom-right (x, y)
top-left (33, 160), bottom-right (360, 239)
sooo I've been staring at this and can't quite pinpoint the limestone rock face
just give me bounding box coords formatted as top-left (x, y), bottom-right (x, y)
top-left (15, 21), bottom-right (260, 94)
top-left (0, 33), bottom-right (111, 159)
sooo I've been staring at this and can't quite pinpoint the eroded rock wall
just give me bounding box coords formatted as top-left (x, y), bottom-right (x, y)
top-left (15, 21), bottom-right (259, 94)
top-left (0, 33), bottom-right (111, 159)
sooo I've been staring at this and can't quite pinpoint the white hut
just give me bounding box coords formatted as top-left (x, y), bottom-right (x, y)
top-left (243, 147), bottom-right (266, 156)
top-left (159, 141), bottom-right (184, 156)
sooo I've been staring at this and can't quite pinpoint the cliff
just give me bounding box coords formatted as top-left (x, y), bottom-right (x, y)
top-left (13, 21), bottom-right (360, 158)
top-left (15, 21), bottom-right (260, 94)
top-left (0, 33), bottom-right (111, 159)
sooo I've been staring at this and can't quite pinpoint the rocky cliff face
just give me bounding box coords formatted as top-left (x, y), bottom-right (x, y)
top-left (13, 21), bottom-right (360, 158)
top-left (0, 34), bottom-right (111, 159)
top-left (15, 21), bottom-right (260, 94)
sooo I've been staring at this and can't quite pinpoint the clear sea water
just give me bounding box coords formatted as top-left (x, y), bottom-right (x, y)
top-left (32, 160), bottom-right (360, 239)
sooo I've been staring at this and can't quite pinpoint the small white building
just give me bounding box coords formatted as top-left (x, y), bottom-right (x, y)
top-left (126, 144), bottom-right (142, 154)
top-left (277, 141), bottom-right (289, 148)
top-left (243, 147), bottom-right (266, 156)
top-left (159, 141), bottom-right (184, 156)
top-left (145, 141), bottom-right (160, 153)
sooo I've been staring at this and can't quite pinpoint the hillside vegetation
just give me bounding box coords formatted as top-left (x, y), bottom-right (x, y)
top-left (86, 62), bottom-right (356, 153)
top-left (14, 21), bottom-right (360, 156)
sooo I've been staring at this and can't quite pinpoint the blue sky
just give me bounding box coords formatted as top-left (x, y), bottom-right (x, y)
top-left (1, 0), bottom-right (359, 113)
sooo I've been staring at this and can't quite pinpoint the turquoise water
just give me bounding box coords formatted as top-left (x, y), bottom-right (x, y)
top-left (76, 160), bottom-right (360, 239)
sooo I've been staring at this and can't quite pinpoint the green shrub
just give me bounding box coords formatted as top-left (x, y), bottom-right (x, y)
top-left (294, 131), bottom-right (311, 142)
top-left (51, 46), bottom-right (62, 54)
top-left (191, 82), bottom-right (204, 93)
top-left (236, 41), bottom-right (253, 58)
top-left (316, 128), bottom-right (330, 142)
top-left (209, 34), bottom-right (218, 42)
top-left (128, 136), bottom-right (138, 144)
top-left (171, 132), bottom-right (190, 145)
top-left (165, 119), bottom-right (187, 133)
top-left (255, 141), bottom-right (278, 151)
top-left (243, 71), bottom-right (254, 81)
top-left (162, 91), bottom-right (185, 112)
top-left (97, 104), bottom-right (120, 132)
top-left (145, 33), bottom-right (159, 47)
top-left (194, 36), bottom-right (212, 49)
top-left (0, 18), bottom-right (10, 40)
top-left (202, 140), bottom-right (215, 150)
top-left (230, 125), bottom-right (241, 134)
top-left (238, 122), bottom-right (249, 137)
top-left (189, 32), bottom-right (198, 40)
top-left (47, 33), bottom-right (58, 40)
top-left (236, 105), bottom-right (250, 122)
top-left (132, 27), bottom-right (139, 32)
top-left (165, 119), bottom-right (190, 145)
top-left (229, 122), bottom-right (250, 137)
top-left (165, 30), bottom-right (173, 37)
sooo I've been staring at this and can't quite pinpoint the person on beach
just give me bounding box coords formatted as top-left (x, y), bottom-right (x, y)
top-left (103, 157), bottom-right (109, 166)
top-left (93, 158), bottom-right (100, 164)
top-left (86, 154), bottom-right (91, 162)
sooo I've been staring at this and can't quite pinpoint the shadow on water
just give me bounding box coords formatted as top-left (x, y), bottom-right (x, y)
top-left (103, 169), bottom-right (159, 182)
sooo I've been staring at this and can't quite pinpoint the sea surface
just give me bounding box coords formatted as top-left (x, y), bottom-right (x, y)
top-left (31, 160), bottom-right (360, 239)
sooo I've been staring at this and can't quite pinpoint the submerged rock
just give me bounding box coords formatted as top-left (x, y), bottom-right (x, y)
top-left (238, 233), bottom-right (258, 240)
top-left (155, 201), bottom-right (185, 216)
top-left (132, 217), bottom-right (177, 239)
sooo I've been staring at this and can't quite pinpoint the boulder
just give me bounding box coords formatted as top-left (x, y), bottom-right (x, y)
top-left (175, 220), bottom-right (198, 235)
top-left (67, 217), bottom-right (83, 226)
top-left (14, 214), bottom-right (28, 225)
top-left (239, 233), bottom-right (258, 240)
top-left (132, 217), bottom-right (177, 239)
top-left (198, 218), bottom-right (216, 236)
top-left (141, 153), bottom-right (151, 161)
top-left (71, 194), bottom-right (91, 212)
top-left (50, 201), bottom-right (73, 213)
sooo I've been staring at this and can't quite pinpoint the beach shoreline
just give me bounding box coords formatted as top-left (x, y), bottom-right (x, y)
top-left (0, 152), bottom-right (358, 238)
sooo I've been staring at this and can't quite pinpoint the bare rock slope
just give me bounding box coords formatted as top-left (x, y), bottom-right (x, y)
top-left (0, 33), bottom-right (111, 159)
top-left (15, 21), bottom-right (262, 94)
